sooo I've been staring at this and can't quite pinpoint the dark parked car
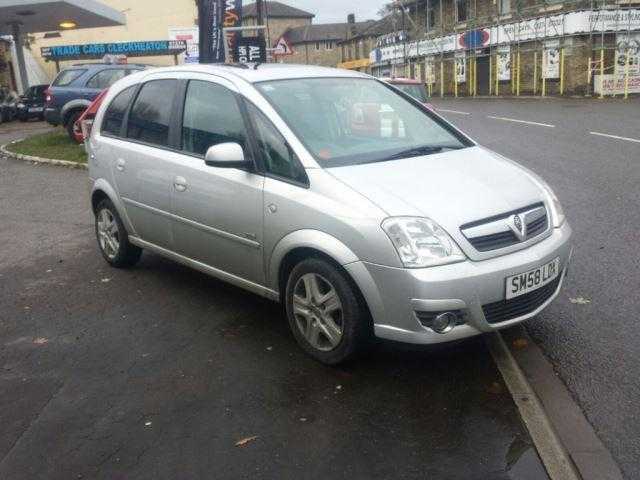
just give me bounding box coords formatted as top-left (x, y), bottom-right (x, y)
top-left (44, 63), bottom-right (145, 140)
top-left (16, 84), bottom-right (49, 122)
top-left (0, 87), bottom-right (19, 123)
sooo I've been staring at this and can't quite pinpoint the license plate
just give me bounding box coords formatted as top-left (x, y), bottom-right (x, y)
top-left (506, 258), bottom-right (560, 300)
top-left (29, 107), bottom-right (44, 112)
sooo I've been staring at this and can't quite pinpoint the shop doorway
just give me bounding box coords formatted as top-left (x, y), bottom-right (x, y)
top-left (476, 54), bottom-right (491, 95)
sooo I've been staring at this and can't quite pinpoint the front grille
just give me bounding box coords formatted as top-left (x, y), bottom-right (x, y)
top-left (468, 230), bottom-right (519, 252)
top-left (482, 276), bottom-right (561, 324)
top-left (461, 203), bottom-right (549, 253)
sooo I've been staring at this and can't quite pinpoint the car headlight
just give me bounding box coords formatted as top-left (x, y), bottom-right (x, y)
top-left (538, 181), bottom-right (565, 228)
top-left (381, 217), bottom-right (466, 268)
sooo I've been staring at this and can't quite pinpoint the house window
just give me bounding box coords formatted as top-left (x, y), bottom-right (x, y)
top-left (456, 0), bottom-right (468, 22)
top-left (315, 42), bottom-right (321, 51)
top-left (426, 0), bottom-right (438, 31)
top-left (499, 0), bottom-right (511, 14)
top-left (325, 41), bottom-right (333, 50)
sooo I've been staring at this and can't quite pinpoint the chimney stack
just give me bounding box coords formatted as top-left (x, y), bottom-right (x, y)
top-left (347, 13), bottom-right (356, 37)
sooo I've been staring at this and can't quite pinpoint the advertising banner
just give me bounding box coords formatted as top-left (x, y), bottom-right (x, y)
top-left (455, 53), bottom-right (466, 83)
top-left (223, 0), bottom-right (243, 59)
top-left (169, 27), bottom-right (199, 63)
top-left (615, 33), bottom-right (640, 75)
top-left (543, 40), bottom-right (560, 79)
top-left (497, 46), bottom-right (511, 81)
top-left (425, 57), bottom-right (435, 84)
top-left (198, 0), bottom-right (225, 63)
top-left (594, 73), bottom-right (640, 94)
top-left (235, 36), bottom-right (266, 63)
top-left (41, 41), bottom-right (186, 61)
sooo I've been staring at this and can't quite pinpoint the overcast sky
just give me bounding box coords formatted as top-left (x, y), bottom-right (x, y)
top-left (289, 0), bottom-right (389, 24)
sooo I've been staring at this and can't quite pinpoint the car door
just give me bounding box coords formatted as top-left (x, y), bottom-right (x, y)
top-left (169, 76), bottom-right (265, 285)
top-left (109, 77), bottom-right (180, 249)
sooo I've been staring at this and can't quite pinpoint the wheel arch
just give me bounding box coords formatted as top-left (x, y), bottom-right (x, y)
top-left (90, 179), bottom-right (136, 235)
top-left (61, 99), bottom-right (91, 125)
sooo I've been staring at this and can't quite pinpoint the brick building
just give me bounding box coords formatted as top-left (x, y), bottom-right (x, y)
top-left (338, 15), bottom-right (398, 72)
top-left (242, 1), bottom-right (314, 50)
top-left (279, 18), bottom-right (375, 67)
top-left (368, 0), bottom-right (640, 96)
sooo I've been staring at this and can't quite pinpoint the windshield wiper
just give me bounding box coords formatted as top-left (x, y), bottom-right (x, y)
top-left (379, 144), bottom-right (461, 162)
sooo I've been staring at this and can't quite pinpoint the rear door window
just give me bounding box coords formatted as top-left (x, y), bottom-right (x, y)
top-left (101, 86), bottom-right (137, 137)
top-left (52, 69), bottom-right (86, 87)
top-left (86, 69), bottom-right (127, 89)
top-left (127, 80), bottom-right (177, 147)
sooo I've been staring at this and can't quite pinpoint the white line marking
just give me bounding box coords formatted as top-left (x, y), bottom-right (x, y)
top-left (487, 333), bottom-right (580, 480)
top-left (436, 108), bottom-right (471, 115)
top-left (589, 131), bottom-right (640, 143)
top-left (487, 115), bottom-right (555, 128)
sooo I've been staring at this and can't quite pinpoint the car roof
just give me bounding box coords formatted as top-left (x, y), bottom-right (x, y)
top-left (138, 63), bottom-right (371, 84)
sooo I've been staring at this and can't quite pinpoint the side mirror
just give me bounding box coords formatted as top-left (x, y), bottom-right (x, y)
top-left (204, 142), bottom-right (250, 169)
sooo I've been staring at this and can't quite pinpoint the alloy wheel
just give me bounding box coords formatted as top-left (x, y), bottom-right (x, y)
top-left (292, 273), bottom-right (344, 351)
top-left (97, 208), bottom-right (120, 260)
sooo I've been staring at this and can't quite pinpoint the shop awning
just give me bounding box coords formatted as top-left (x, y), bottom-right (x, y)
top-left (0, 0), bottom-right (125, 35)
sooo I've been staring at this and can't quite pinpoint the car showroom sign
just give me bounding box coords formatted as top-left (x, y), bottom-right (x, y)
top-left (41, 40), bottom-right (187, 61)
top-left (370, 9), bottom-right (640, 64)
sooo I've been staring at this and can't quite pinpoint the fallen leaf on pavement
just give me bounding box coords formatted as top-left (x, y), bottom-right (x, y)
top-left (569, 297), bottom-right (591, 305)
top-left (235, 436), bottom-right (258, 447)
top-left (33, 338), bottom-right (48, 345)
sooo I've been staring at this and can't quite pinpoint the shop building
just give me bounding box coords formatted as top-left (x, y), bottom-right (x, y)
top-left (338, 15), bottom-right (398, 72)
top-left (242, 1), bottom-right (315, 50)
top-left (368, 0), bottom-right (640, 97)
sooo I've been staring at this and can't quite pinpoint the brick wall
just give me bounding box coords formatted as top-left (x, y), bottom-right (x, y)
top-left (281, 41), bottom-right (342, 67)
top-left (244, 16), bottom-right (311, 48)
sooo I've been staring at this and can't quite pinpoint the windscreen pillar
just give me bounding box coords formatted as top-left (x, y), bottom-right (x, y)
top-left (11, 23), bottom-right (29, 94)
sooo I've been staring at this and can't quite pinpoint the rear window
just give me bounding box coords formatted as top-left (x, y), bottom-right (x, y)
top-left (52, 69), bottom-right (86, 87)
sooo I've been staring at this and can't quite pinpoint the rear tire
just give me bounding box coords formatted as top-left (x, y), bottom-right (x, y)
top-left (285, 257), bottom-right (371, 365)
top-left (95, 199), bottom-right (142, 268)
top-left (66, 110), bottom-right (83, 143)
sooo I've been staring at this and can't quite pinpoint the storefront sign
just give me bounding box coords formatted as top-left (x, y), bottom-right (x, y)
top-left (234, 36), bottom-right (266, 63)
top-left (337, 58), bottom-right (371, 70)
top-left (594, 73), bottom-right (640, 94)
top-left (371, 9), bottom-right (640, 65)
top-left (615, 33), bottom-right (640, 75)
top-left (376, 31), bottom-right (408, 48)
top-left (497, 46), bottom-right (511, 81)
top-left (41, 40), bottom-right (186, 61)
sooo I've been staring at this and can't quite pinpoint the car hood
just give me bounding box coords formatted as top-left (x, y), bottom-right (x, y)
top-left (327, 146), bottom-right (546, 252)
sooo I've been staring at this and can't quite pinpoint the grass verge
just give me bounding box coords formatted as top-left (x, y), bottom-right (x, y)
top-left (5, 130), bottom-right (87, 164)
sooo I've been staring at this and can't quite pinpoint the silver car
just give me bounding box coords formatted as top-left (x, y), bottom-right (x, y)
top-left (87, 64), bottom-right (572, 365)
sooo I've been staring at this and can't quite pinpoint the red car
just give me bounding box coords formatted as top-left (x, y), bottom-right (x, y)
top-left (72, 89), bottom-right (109, 143)
top-left (383, 78), bottom-right (435, 111)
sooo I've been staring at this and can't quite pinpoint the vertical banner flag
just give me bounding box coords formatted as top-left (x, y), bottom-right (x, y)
top-left (497, 46), bottom-right (511, 81)
top-left (543, 40), bottom-right (560, 79)
top-left (455, 53), bottom-right (467, 83)
top-left (224, 0), bottom-right (243, 60)
top-left (198, 0), bottom-right (225, 63)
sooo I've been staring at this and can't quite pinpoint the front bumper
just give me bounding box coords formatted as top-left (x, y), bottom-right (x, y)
top-left (345, 221), bottom-right (572, 345)
top-left (44, 107), bottom-right (61, 126)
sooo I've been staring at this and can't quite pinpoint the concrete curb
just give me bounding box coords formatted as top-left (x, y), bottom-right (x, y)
top-left (501, 326), bottom-right (624, 480)
top-left (0, 141), bottom-right (88, 170)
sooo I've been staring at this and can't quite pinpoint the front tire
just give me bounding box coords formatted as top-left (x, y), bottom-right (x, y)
top-left (95, 199), bottom-right (142, 268)
top-left (285, 257), bottom-right (370, 365)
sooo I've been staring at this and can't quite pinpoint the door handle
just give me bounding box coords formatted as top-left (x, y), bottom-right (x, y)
top-left (173, 176), bottom-right (188, 192)
top-left (115, 158), bottom-right (125, 172)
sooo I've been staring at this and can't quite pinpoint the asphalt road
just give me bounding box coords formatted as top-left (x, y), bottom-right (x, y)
top-left (431, 97), bottom-right (640, 479)
top-left (0, 143), bottom-right (546, 478)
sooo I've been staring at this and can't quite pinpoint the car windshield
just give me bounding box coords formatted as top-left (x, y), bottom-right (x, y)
top-left (256, 78), bottom-right (467, 168)
top-left (393, 83), bottom-right (428, 103)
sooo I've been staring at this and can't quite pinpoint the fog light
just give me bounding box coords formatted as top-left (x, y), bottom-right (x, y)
top-left (431, 312), bottom-right (458, 334)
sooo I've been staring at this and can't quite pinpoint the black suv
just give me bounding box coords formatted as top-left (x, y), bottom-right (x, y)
top-left (45, 63), bottom-right (145, 140)
top-left (16, 84), bottom-right (49, 122)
